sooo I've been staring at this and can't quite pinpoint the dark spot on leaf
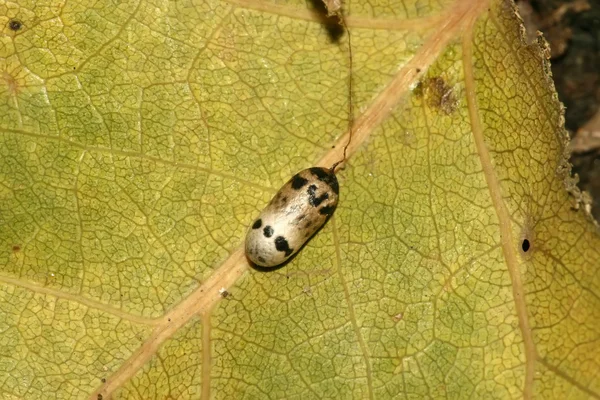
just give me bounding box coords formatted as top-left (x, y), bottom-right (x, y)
top-left (98, 395), bottom-right (103, 400)
top-left (307, 184), bottom-right (329, 207)
top-left (309, 167), bottom-right (339, 194)
top-left (8, 19), bottom-right (22, 31)
top-left (275, 236), bottom-right (293, 257)
top-left (252, 219), bottom-right (262, 229)
top-left (12, 245), bottom-right (20, 252)
top-left (522, 239), bottom-right (530, 252)
top-left (101, 378), bottom-right (106, 383)
top-left (416, 68), bottom-right (421, 73)
top-left (263, 225), bottom-right (274, 238)
top-left (291, 174), bottom-right (309, 190)
top-left (414, 77), bottom-right (457, 114)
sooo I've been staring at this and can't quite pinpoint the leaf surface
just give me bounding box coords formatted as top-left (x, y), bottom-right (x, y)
top-left (1, 0), bottom-right (599, 399)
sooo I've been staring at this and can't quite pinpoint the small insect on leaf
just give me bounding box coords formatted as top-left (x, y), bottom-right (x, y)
top-left (245, 167), bottom-right (339, 268)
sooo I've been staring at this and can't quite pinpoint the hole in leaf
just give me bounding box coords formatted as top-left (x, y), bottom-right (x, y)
top-left (522, 239), bottom-right (530, 252)
top-left (8, 19), bottom-right (22, 31)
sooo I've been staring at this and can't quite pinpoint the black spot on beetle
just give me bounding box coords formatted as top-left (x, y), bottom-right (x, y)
top-left (309, 167), bottom-right (339, 194)
top-left (252, 219), bottom-right (262, 229)
top-left (8, 19), bottom-right (22, 31)
top-left (97, 395), bottom-right (103, 400)
top-left (307, 184), bottom-right (329, 207)
top-left (291, 174), bottom-right (309, 190)
top-left (101, 378), bottom-right (106, 383)
top-left (319, 205), bottom-right (336, 216)
top-left (258, 256), bottom-right (266, 263)
top-left (275, 236), bottom-right (293, 257)
top-left (263, 225), bottom-right (274, 238)
top-left (522, 239), bottom-right (530, 252)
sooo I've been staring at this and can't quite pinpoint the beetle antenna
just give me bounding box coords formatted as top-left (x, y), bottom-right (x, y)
top-left (330, 7), bottom-right (353, 173)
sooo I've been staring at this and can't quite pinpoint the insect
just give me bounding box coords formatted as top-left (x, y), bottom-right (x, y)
top-left (245, 5), bottom-right (353, 268)
top-left (245, 167), bottom-right (340, 267)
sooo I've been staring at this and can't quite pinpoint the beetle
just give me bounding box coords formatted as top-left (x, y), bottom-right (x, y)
top-left (245, 167), bottom-right (339, 267)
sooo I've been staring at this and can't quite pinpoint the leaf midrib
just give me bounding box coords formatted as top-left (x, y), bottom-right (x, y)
top-left (90, 0), bottom-right (485, 397)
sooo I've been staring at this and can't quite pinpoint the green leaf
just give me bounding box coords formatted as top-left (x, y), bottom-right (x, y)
top-left (1, 0), bottom-right (599, 399)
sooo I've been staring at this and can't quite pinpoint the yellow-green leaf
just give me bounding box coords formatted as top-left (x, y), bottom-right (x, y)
top-left (1, 0), bottom-right (599, 399)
